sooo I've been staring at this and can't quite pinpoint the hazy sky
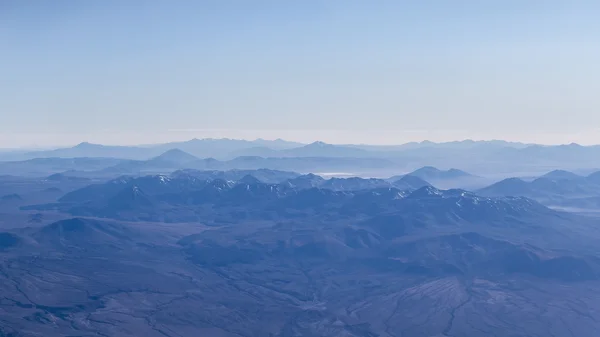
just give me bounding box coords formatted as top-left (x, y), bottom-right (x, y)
top-left (1, 1), bottom-right (600, 147)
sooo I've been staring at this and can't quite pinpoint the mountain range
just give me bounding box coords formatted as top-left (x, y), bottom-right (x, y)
top-left (20, 170), bottom-right (562, 225)
top-left (477, 169), bottom-right (600, 211)
top-left (5, 139), bottom-right (600, 176)
top-left (4, 171), bottom-right (600, 336)
top-left (4, 138), bottom-right (600, 183)
top-left (2, 165), bottom-right (600, 336)
top-left (1, 139), bottom-right (525, 161)
top-left (387, 166), bottom-right (486, 189)
top-left (0, 151), bottom-right (397, 177)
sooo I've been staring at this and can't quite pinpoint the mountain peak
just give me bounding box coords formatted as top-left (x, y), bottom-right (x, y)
top-left (412, 166), bottom-right (441, 174)
top-left (73, 142), bottom-right (99, 149)
top-left (152, 148), bottom-right (198, 164)
top-left (476, 177), bottom-right (531, 197)
top-left (392, 175), bottom-right (432, 190)
top-left (307, 141), bottom-right (330, 148)
top-left (238, 174), bottom-right (262, 184)
top-left (542, 169), bottom-right (581, 181)
top-left (408, 166), bottom-right (472, 180)
top-left (408, 185), bottom-right (443, 198)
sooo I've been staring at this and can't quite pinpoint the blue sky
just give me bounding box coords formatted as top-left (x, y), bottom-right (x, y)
top-left (1, 0), bottom-right (599, 147)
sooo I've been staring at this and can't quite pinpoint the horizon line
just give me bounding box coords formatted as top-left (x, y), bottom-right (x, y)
top-left (1, 137), bottom-right (595, 151)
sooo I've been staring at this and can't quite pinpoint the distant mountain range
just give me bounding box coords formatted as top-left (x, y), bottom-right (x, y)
top-left (478, 169), bottom-right (599, 197)
top-left (0, 150), bottom-right (398, 177)
top-left (477, 169), bottom-right (600, 210)
top-left (5, 138), bottom-right (600, 177)
top-left (0, 138), bottom-right (595, 161)
top-left (0, 138), bottom-right (304, 161)
top-left (404, 166), bottom-right (472, 180)
top-left (1, 139), bottom-right (528, 160)
top-left (0, 157), bottom-right (124, 176)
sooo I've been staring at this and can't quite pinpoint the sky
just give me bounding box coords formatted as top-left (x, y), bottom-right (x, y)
top-left (1, 0), bottom-right (600, 148)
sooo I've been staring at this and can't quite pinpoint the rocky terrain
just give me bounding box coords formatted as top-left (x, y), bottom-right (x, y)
top-left (1, 169), bottom-right (600, 336)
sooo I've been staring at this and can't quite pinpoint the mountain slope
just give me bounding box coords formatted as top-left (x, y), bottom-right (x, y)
top-left (39, 173), bottom-right (570, 231)
top-left (24, 142), bottom-right (158, 160)
top-left (408, 166), bottom-right (473, 180)
top-left (281, 173), bottom-right (325, 189)
top-left (391, 175), bottom-right (432, 190)
top-left (33, 218), bottom-right (137, 247)
top-left (282, 141), bottom-right (371, 157)
top-left (542, 169), bottom-right (583, 181)
top-left (6, 172), bottom-right (600, 336)
top-left (477, 177), bottom-right (533, 197)
top-left (150, 149), bottom-right (198, 164)
top-left (478, 176), bottom-right (600, 199)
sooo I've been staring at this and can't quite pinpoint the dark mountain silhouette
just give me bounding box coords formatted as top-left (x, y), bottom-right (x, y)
top-left (237, 174), bottom-right (262, 184)
top-left (67, 185), bottom-right (162, 221)
top-left (542, 169), bottom-right (583, 181)
top-left (476, 172), bottom-right (600, 211)
top-left (150, 149), bottom-right (198, 164)
top-left (59, 176), bottom-right (134, 203)
top-left (387, 166), bottom-right (482, 189)
top-left (102, 149), bottom-right (199, 173)
top-left (408, 166), bottom-right (473, 180)
top-left (391, 175), bottom-right (432, 190)
top-left (479, 175), bottom-right (600, 199)
top-left (530, 177), bottom-right (593, 195)
top-left (477, 177), bottom-right (532, 197)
